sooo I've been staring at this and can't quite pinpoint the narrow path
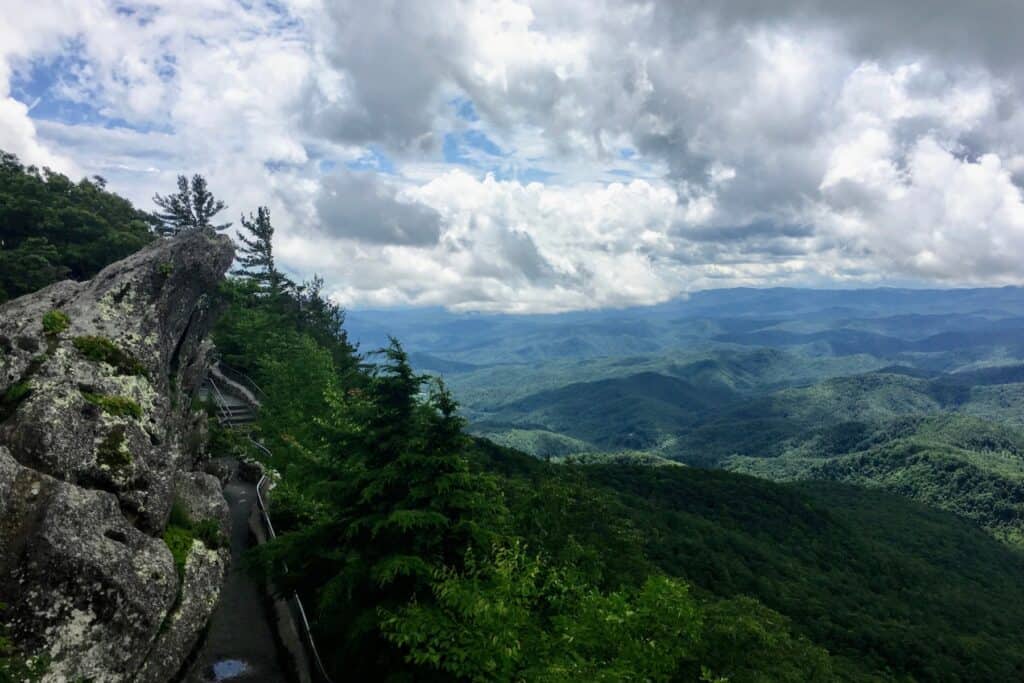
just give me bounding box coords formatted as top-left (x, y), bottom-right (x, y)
top-left (185, 470), bottom-right (289, 682)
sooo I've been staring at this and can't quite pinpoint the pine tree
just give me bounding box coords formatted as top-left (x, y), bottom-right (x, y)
top-left (250, 338), bottom-right (499, 680)
top-left (153, 174), bottom-right (230, 236)
top-left (233, 206), bottom-right (285, 295)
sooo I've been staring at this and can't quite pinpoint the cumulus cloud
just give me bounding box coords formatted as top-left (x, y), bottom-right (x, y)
top-left (3, 0), bottom-right (1024, 312)
top-left (317, 171), bottom-right (442, 246)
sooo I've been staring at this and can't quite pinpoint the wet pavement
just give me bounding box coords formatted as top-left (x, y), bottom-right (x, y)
top-left (185, 474), bottom-right (289, 682)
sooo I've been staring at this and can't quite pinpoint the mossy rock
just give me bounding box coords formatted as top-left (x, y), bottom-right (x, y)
top-left (81, 391), bottom-right (142, 419)
top-left (41, 310), bottom-right (70, 336)
top-left (168, 500), bottom-right (225, 551)
top-left (73, 336), bottom-right (147, 376)
top-left (163, 503), bottom-right (225, 580)
top-left (97, 426), bottom-right (132, 471)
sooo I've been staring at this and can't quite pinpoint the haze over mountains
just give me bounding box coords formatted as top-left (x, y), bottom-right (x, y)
top-left (348, 286), bottom-right (1024, 545)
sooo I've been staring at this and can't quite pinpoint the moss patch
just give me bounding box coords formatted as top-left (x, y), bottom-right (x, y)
top-left (81, 391), bottom-right (142, 419)
top-left (96, 426), bottom-right (132, 471)
top-left (169, 500), bottom-right (225, 551)
top-left (73, 336), bottom-right (147, 376)
top-left (0, 382), bottom-right (32, 421)
top-left (41, 310), bottom-right (70, 336)
top-left (162, 525), bottom-right (195, 578)
top-left (163, 502), bottom-right (225, 580)
top-left (1, 381), bottom-right (31, 405)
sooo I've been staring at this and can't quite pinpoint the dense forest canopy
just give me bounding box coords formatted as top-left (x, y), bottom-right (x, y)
top-left (0, 152), bottom-right (157, 302)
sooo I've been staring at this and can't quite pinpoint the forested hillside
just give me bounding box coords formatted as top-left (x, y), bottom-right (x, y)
top-left (213, 215), bottom-right (1024, 681)
top-left (350, 290), bottom-right (1024, 554)
top-left (7, 153), bottom-right (1024, 681)
top-left (212, 239), bottom-right (836, 681)
top-left (0, 152), bottom-right (156, 301)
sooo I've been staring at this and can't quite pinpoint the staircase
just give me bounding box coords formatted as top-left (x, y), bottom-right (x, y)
top-left (201, 363), bottom-right (260, 427)
top-left (215, 392), bottom-right (257, 426)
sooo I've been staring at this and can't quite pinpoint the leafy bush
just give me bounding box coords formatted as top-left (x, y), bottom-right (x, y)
top-left (81, 391), bottom-right (142, 419)
top-left (72, 336), bottom-right (146, 376)
top-left (41, 310), bottom-right (70, 336)
top-left (381, 542), bottom-right (833, 683)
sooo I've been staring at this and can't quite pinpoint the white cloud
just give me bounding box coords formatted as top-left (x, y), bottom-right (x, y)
top-left (2, 0), bottom-right (1024, 312)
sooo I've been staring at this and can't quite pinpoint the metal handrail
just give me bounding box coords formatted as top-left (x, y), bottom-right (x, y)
top-left (215, 359), bottom-right (267, 399)
top-left (253, 459), bottom-right (335, 683)
top-left (206, 375), bottom-right (233, 427)
top-left (206, 375), bottom-right (335, 683)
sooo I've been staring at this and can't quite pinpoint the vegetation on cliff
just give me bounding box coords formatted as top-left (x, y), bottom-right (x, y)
top-left (0, 151), bottom-right (156, 302)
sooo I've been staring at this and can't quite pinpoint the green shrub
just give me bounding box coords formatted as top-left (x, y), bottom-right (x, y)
top-left (158, 261), bottom-right (174, 277)
top-left (41, 310), bottom-right (70, 336)
top-left (81, 391), bottom-right (142, 419)
top-left (72, 336), bottom-right (146, 376)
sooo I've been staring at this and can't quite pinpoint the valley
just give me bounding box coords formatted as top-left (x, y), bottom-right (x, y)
top-left (348, 288), bottom-right (1024, 547)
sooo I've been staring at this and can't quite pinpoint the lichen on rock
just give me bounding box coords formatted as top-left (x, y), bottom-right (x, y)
top-left (0, 230), bottom-right (234, 682)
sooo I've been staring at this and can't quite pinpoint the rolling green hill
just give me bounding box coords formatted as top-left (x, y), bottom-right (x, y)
top-left (479, 443), bottom-right (1024, 681)
top-left (727, 414), bottom-right (1024, 545)
top-left (479, 371), bottom-right (736, 450)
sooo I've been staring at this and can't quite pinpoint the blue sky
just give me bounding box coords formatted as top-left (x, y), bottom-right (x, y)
top-left (3, 0), bottom-right (1024, 312)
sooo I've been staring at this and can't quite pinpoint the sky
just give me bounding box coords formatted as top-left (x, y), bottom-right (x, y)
top-left (3, 1), bottom-right (1024, 313)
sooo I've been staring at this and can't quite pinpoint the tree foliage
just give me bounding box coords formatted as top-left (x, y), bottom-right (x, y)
top-left (0, 150), bottom-right (156, 302)
top-left (152, 173), bottom-right (230, 235)
top-left (233, 206), bottom-right (286, 295)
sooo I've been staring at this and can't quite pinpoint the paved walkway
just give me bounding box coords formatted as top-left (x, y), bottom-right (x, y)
top-left (185, 473), bottom-right (289, 682)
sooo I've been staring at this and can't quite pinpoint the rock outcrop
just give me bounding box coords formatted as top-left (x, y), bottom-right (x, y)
top-left (0, 230), bottom-right (234, 681)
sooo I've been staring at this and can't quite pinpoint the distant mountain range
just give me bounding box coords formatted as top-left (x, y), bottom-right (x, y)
top-left (348, 286), bottom-right (1024, 549)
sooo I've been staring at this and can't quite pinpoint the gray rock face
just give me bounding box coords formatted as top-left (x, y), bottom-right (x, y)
top-left (0, 230), bottom-right (235, 682)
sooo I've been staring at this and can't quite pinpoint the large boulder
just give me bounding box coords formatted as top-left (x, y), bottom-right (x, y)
top-left (0, 230), bottom-right (235, 681)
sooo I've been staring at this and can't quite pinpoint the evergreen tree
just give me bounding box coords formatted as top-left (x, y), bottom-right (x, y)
top-left (233, 206), bottom-right (285, 295)
top-left (295, 275), bottom-right (358, 371)
top-left (152, 174), bottom-right (230, 235)
top-left (250, 339), bottom-right (499, 680)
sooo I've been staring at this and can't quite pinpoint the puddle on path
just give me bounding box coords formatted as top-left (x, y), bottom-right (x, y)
top-left (207, 658), bottom-right (250, 681)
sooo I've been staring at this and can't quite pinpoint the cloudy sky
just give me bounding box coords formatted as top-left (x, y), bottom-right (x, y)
top-left (3, 1), bottom-right (1024, 312)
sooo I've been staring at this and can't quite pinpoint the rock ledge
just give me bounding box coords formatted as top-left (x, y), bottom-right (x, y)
top-left (0, 230), bottom-right (234, 682)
